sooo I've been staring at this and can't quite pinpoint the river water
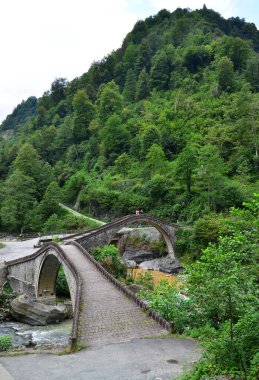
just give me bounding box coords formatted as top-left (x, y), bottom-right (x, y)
top-left (0, 319), bottom-right (72, 348)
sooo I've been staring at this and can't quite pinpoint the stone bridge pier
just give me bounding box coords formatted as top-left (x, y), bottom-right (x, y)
top-left (5, 245), bottom-right (77, 309)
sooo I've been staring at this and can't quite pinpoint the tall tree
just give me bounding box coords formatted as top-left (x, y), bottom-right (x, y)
top-left (1, 170), bottom-right (36, 232)
top-left (197, 144), bottom-right (227, 211)
top-left (245, 55), bottom-right (259, 92)
top-left (50, 78), bottom-right (67, 106)
top-left (217, 56), bottom-right (235, 92)
top-left (135, 39), bottom-right (152, 76)
top-left (141, 125), bottom-right (161, 156)
top-left (40, 181), bottom-right (61, 218)
top-left (13, 143), bottom-right (53, 197)
top-left (98, 81), bottom-right (123, 124)
top-left (175, 144), bottom-right (197, 193)
top-left (150, 50), bottom-right (171, 90)
top-left (100, 114), bottom-right (130, 165)
top-left (145, 144), bottom-right (168, 176)
top-left (135, 68), bottom-right (150, 101)
top-left (72, 90), bottom-right (95, 142)
top-left (123, 69), bottom-right (136, 102)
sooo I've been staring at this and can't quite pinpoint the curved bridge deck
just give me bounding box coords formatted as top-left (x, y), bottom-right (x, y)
top-left (1, 214), bottom-right (183, 347)
top-left (62, 244), bottom-right (166, 345)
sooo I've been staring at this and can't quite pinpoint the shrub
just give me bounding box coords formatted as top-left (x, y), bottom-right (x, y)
top-left (93, 245), bottom-right (127, 279)
top-left (56, 267), bottom-right (70, 298)
top-left (0, 335), bottom-right (12, 351)
top-left (135, 271), bottom-right (154, 290)
top-left (52, 236), bottom-right (62, 243)
top-left (138, 280), bottom-right (199, 333)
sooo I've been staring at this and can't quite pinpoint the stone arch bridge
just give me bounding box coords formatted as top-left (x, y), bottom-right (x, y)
top-left (0, 214), bottom-right (184, 347)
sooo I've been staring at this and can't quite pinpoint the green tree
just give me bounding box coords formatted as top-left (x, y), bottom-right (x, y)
top-left (145, 144), bottom-right (168, 176)
top-left (114, 152), bottom-right (131, 178)
top-left (186, 197), bottom-right (259, 378)
top-left (135, 68), bottom-right (150, 101)
top-left (13, 143), bottom-right (53, 197)
top-left (134, 39), bottom-right (152, 75)
top-left (141, 125), bottom-right (161, 156)
top-left (72, 90), bottom-right (95, 142)
top-left (40, 181), bottom-right (61, 218)
top-left (30, 125), bottom-right (57, 162)
top-left (245, 55), bottom-right (259, 92)
top-left (100, 114), bottom-right (130, 165)
top-left (218, 36), bottom-right (251, 71)
top-left (123, 69), bottom-right (136, 102)
top-left (50, 77), bottom-right (67, 106)
top-left (24, 201), bottom-right (44, 232)
top-left (197, 144), bottom-right (227, 211)
top-left (150, 50), bottom-right (171, 90)
top-left (98, 81), bottom-right (122, 124)
top-left (183, 45), bottom-right (211, 73)
top-left (1, 170), bottom-right (36, 232)
top-left (175, 144), bottom-right (197, 193)
top-left (13, 143), bottom-right (41, 178)
top-left (217, 56), bottom-right (235, 92)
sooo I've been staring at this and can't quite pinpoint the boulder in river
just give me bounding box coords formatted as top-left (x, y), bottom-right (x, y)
top-left (122, 248), bottom-right (156, 264)
top-left (124, 259), bottom-right (137, 268)
top-left (10, 295), bottom-right (67, 326)
top-left (139, 256), bottom-right (183, 274)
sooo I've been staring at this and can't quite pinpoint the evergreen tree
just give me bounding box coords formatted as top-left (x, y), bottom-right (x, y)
top-left (72, 90), bottom-right (95, 142)
top-left (100, 114), bottom-right (130, 165)
top-left (175, 144), bottom-right (197, 193)
top-left (1, 170), bottom-right (36, 232)
top-left (145, 144), bottom-right (168, 176)
top-left (245, 56), bottom-right (259, 92)
top-left (123, 69), bottom-right (136, 102)
top-left (141, 125), bottom-right (161, 156)
top-left (197, 144), bottom-right (227, 211)
top-left (114, 153), bottom-right (131, 178)
top-left (98, 81), bottom-right (123, 123)
top-left (135, 68), bottom-right (150, 101)
top-left (50, 78), bottom-right (67, 106)
top-left (40, 181), bottom-right (62, 218)
top-left (150, 50), bottom-right (171, 90)
top-left (13, 143), bottom-right (53, 197)
top-left (13, 143), bottom-right (42, 178)
top-left (135, 40), bottom-right (152, 76)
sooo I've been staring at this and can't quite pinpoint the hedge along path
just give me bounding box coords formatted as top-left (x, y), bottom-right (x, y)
top-left (62, 243), bottom-right (168, 346)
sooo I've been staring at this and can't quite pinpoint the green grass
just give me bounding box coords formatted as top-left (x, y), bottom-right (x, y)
top-left (0, 243), bottom-right (5, 249)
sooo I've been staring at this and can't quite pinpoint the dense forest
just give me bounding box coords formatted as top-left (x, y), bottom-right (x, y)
top-left (0, 5), bottom-right (258, 378)
top-left (0, 6), bottom-right (258, 236)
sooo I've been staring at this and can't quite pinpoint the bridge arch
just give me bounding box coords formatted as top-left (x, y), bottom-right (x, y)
top-left (36, 248), bottom-right (76, 309)
top-left (109, 217), bottom-right (175, 257)
top-left (6, 243), bottom-right (82, 346)
top-left (37, 253), bottom-right (62, 301)
top-left (76, 215), bottom-right (181, 268)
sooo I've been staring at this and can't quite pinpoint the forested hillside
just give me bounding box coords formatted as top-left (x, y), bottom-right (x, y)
top-left (0, 6), bottom-right (258, 237)
top-left (0, 7), bottom-right (258, 378)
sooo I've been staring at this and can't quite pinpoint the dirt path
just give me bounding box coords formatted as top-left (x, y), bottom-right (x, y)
top-left (59, 203), bottom-right (106, 226)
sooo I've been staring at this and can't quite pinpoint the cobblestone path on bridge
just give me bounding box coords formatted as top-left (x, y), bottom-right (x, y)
top-left (62, 245), bottom-right (166, 345)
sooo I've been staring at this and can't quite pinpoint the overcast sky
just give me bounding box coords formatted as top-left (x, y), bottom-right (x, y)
top-left (0, 0), bottom-right (258, 123)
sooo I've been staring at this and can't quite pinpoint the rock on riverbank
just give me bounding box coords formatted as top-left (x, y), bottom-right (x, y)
top-left (10, 295), bottom-right (67, 326)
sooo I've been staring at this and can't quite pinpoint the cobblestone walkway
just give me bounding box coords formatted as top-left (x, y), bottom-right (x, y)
top-left (62, 245), bottom-right (166, 345)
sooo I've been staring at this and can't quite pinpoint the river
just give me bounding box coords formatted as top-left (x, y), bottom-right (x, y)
top-left (0, 319), bottom-right (72, 348)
